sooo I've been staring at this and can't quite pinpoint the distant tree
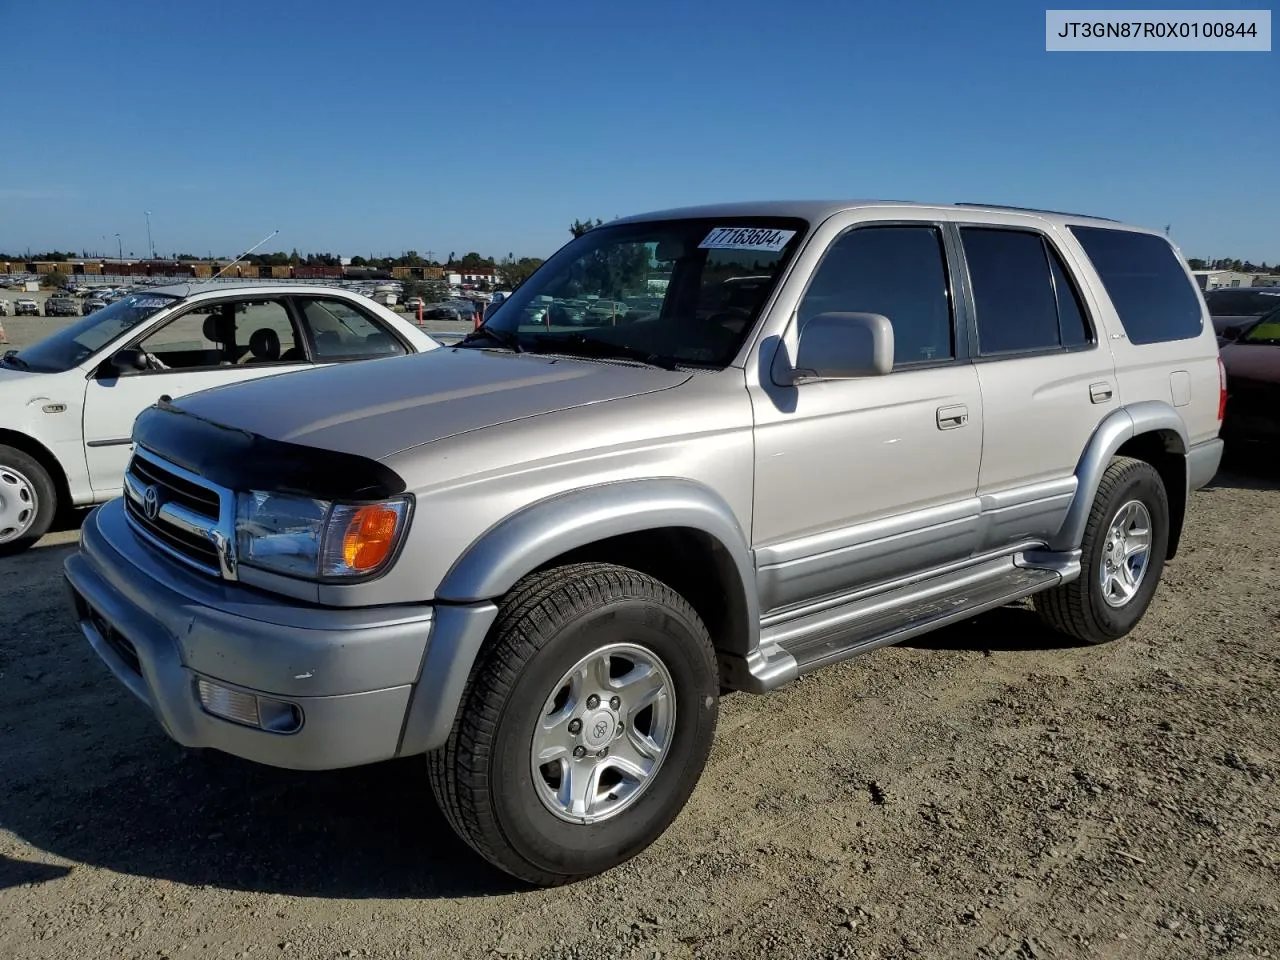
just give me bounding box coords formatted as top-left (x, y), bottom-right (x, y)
top-left (350, 255), bottom-right (368, 267)
top-left (498, 255), bottom-right (545, 290)
top-left (570, 218), bottom-right (603, 238)
top-left (457, 251), bottom-right (493, 269)
top-left (1186, 258), bottom-right (1206, 270)
top-left (42, 269), bottom-right (69, 289)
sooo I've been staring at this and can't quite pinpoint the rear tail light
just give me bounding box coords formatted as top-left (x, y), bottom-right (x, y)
top-left (1217, 356), bottom-right (1228, 421)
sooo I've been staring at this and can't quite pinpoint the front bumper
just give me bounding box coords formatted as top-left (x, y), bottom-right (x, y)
top-left (64, 498), bottom-right (496, 770)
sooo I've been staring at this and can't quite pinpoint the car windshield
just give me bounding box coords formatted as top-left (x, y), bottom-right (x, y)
top-left (470, 216), bottom-right (809, 368)
top-left (1206, 289), bottom-right (1280, 316)
top-left (6, 292), bottom-right (179, 373)
top-left (1239, 310), bottom-right (1280, 345)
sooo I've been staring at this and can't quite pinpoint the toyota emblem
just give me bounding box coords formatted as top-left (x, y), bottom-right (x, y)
top-left (593, 719), bottom-right (609, 740)
top-left (142, 484), bottom-right (160, 520)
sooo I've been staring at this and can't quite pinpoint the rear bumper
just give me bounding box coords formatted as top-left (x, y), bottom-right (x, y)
top-left (1187, 437), bottom-right (1225, 491)
top-left (63, 498), bottom-right (496, 770)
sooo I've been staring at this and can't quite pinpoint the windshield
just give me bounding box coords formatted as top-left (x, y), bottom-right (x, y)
top-left (1206, 289), bottom-right (1280, 316)
top-left (1239, 309), bottom-right (1280, 345)
top-left (7, 293), bottom-right (179, 373)
top-left (474, 216), bottom-right (809, 367)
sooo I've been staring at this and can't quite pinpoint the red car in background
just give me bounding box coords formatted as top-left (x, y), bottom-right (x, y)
top-left (1219, 306), bottom-right (1280, 448)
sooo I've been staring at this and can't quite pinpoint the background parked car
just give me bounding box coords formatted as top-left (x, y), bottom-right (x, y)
top-left (81, 297), bottom-right (107, 316)
top-left (0, 282), bottom-right (441, 552)
top-left (0, 298), bottom-right (9, 316)
top-left (1219, 305), bottom-right (1280, 448)
top-left (14, 298), bottom-right (39, 316)
top-left (44, 293), bottom-right (80, 317)
top-left (1205, 286), bottom-right (1280, 338)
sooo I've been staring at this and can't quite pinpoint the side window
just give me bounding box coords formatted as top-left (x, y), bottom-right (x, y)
top-left (296, 298), bottom-right (408, 360)
top-left (798, 225), bottom-right (954, 365)
top-left (231, 301), bottom-right (305, 365)
top-left (137, 300), bottom-right (303, 370)
top-left (1068, 226), bottom-right (1203, 345)
top-left (136, 309), bottom-right (224, 370)
top-left (1047, 243), bottom-right (1091, 348)
top-left (962, 228), bottom-right (1061, 355)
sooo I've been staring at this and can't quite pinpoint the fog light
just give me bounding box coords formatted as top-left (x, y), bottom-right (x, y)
top-left (196, 678), bottom-right (302, 733)
top-left (196, 678), bottom-right (260, 726)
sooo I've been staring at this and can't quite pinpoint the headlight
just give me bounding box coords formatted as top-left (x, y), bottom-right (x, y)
top-left (234, 491), bottom-right (411, 580)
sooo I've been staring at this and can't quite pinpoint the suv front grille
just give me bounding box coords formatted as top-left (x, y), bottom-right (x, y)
top-left (123, 448), bottom-right (233, 579)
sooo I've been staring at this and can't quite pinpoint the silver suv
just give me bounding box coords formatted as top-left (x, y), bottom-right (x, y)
top-left (63, 200), bottom-right (1225, 886)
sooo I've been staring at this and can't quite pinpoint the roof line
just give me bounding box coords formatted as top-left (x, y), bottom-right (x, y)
top-left (952, 202), bottom-right (1119, 222)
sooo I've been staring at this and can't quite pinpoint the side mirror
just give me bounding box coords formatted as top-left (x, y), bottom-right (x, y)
top-left (101, 347), bottom-right (149, 377)
top-left (781, 312), bottom-right (894, 385)
top-left (1219, 324), bottom-right (1244, 342)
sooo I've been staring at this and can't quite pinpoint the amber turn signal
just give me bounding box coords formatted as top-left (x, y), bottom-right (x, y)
top-left (340, 504), bottom-right (402, 571)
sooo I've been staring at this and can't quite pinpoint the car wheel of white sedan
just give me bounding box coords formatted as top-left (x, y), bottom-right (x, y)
top-left (0, 445), bottom-right (57, 555)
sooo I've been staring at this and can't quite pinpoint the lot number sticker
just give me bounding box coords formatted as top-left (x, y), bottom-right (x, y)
top-left (699, 227), bottom-right (796, 252)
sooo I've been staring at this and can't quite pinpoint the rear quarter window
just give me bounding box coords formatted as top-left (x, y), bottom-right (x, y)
top-left (1068, 226), bottom-right (1203, 345)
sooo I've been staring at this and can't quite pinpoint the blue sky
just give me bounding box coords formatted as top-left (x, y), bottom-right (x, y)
top-left (1, 0), bottom-right (1275, 263)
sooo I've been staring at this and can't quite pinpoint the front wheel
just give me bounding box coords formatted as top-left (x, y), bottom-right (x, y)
top-left (1035, 456), bottom-right (1170, 644)
top-left (428, 562), bottom-right (720, 886)
top-left (0, 445), bottom-right (57, 556)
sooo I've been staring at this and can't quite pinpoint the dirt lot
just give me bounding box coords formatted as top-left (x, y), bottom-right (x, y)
top-left (1, 453), bottom-right (1277, 960)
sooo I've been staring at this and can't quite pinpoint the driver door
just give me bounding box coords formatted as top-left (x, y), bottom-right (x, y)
top-left (82, 297), bottom-right (311, 497)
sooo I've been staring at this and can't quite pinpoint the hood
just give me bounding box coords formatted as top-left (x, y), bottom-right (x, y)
top-left (170, 347), bottom-right (691, 461)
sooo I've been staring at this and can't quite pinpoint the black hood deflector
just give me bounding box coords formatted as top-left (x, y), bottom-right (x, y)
top-left (132, 399), bottom-right (406, 502)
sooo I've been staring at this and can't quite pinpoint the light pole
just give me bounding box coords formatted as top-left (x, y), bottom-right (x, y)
top-left (115, 234), bottom-right (122, 273)
top-left (145, 211), bottom-right (154, 259)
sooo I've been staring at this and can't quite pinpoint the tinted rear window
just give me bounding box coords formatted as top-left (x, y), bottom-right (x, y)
top-left (1068, 226), bottom-right (1203, 345)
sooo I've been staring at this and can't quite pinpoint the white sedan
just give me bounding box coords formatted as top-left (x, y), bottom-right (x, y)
top-left (0, 282), bottom-right (440, 552)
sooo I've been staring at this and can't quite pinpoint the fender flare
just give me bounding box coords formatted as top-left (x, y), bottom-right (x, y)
top-left (1049, 400), bottom-right (1188, 553)
top-left (435, 477), bottom-right (760, 656)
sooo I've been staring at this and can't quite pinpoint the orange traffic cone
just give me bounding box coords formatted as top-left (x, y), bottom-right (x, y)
top-left (417, 301), bottom-right (424, 326)
top-left (0, 318), bottom-right (8, 344)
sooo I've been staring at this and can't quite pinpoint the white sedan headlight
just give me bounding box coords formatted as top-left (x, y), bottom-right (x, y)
top-left (234, 491), bottom-right (411, 579)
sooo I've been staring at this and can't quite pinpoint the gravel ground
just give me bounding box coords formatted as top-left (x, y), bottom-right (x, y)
top-left (0, 451), bottom-right (1276, 960)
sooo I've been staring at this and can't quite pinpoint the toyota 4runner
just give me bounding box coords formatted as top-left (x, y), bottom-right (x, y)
top-left (62, 200), bottom-right (1225, 886)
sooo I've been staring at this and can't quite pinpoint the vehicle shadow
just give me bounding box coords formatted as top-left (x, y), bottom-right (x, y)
top-left (0, 854), bottom-right (73, 890)
top-left (0, 742), bottom-right (523, 899)
top-left (899, 603), bottom-right (1087, 652)
top-left (1204, 445), bottom-right (1280, 491)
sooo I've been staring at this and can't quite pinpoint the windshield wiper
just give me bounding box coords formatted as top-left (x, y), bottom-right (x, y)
top-left (456, 325), bottom-right (523, 352)
top-left (529, 333), bottom-right (678, 371)
top-left (1, 351), bottom-right (29, 370)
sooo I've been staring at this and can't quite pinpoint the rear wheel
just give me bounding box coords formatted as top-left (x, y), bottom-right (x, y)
top-left (1035, 456), bottom-right (1169, 643)
top-left (0, 445), bottom-right (57, 555)
top-left (428, 562), bottom-right (720, 886)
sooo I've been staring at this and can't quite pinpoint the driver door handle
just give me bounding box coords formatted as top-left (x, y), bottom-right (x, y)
top-left (936, 404), bottom-right (969, 430)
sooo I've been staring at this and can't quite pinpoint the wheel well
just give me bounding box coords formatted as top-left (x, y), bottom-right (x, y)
top-left (532, 527), bottom-right (752, 662)
top-left (0, 429), bottom-right (73, 519)
top-left (1115, 430), bottom-right (1186, 559)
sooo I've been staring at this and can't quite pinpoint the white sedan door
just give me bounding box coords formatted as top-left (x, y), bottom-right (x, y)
top-left (82, 298), bottom-right (311, 498)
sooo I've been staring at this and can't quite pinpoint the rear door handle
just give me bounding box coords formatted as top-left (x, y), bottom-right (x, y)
top-left (936, 404), bottom-right (969, 430)
top-left (1089, 382), bottom-right (1113, 404)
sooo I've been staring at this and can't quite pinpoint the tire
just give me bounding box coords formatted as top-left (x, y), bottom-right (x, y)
top-left (427, 562), bottom-right (720, 886)
top-left (1035, 456), bottom-right (1170, 644)
top-left (0, 445), bottom-right (57, 556)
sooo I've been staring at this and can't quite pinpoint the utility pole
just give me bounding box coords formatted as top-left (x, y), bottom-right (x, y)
top-left (115, 233), bottom-right (122, 262)
top-left (145, 211), bottom-right (154, 259)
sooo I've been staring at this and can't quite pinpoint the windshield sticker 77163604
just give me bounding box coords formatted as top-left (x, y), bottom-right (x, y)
top-left (698, 227), bottom-right (797, 253)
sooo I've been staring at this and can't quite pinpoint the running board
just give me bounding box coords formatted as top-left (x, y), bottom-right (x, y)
top-left (768, 556), bottom-right (1063, 676)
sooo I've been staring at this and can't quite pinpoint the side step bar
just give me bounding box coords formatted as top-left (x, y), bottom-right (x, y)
top-left (723, 552), bottom-right (1078, 691)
